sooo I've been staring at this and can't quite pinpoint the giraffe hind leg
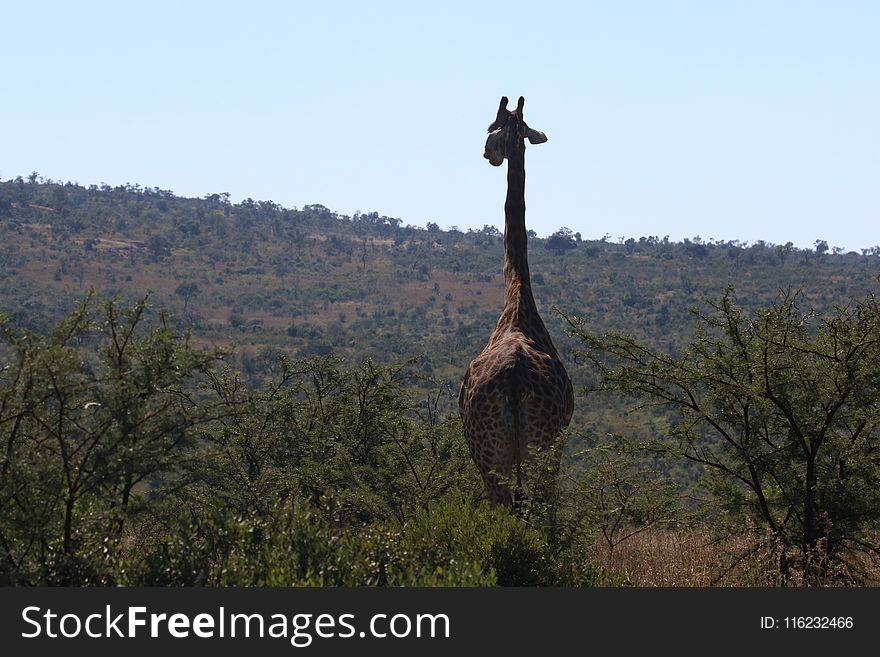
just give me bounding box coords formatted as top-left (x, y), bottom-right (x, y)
top-left (484, 471), bottom-right (514, 508)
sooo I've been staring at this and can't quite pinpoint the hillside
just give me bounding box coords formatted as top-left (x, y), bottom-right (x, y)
top-left (2, 176), bottom-right (879, 425)
top-left (3, 176), bottom-right (880, 587)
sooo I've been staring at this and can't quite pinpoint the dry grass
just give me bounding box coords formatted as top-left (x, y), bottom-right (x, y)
top-left (591, 527), bottom-right (880, 587)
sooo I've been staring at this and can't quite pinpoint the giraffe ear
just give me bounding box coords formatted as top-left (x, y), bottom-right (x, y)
top-left (525, 126), bottom-right (548, 144)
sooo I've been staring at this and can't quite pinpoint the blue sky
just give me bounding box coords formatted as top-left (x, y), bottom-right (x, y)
top-left (3, 1), bottom-right (877, 249)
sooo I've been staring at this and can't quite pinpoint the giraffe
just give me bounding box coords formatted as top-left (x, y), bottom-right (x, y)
top-left (459, 96), bottom-right (574, 507)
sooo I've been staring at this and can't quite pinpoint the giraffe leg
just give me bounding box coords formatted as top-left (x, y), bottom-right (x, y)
top-left (489, 484), bottom-right (514, 508)
top-left (512, 462), bottom-right (527, 515)
top-left (483, 471), bottom-right (514, 507)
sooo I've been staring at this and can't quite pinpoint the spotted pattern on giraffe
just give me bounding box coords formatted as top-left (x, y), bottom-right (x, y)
top-left (460, 96), bottom-right (574, 507)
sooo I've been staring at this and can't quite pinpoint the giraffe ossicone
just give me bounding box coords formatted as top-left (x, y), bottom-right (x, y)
top-left (460, 95), bottom-right (574, 507)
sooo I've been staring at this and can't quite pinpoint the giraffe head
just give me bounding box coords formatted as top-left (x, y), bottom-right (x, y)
top-left (483, 96), bottom-right (547, 167)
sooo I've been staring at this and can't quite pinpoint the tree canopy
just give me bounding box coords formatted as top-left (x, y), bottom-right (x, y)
top-left (568, 286), bottom-right (880, 584)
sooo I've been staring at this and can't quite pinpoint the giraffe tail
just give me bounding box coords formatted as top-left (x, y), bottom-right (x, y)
top-left (508, 351), bottom-right (529, 510)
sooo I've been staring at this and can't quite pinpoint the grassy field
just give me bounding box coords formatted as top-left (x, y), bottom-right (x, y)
top-left (593, 528), bottom-right (880, 587)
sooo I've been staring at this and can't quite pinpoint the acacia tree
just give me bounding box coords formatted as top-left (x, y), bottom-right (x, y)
top-left (175, 281), bottom-right (200, 316)
top-left (545, 227), bottom-right (577, 256)
top-left (0, 294), bottom-right (223, 584)
top-left (568, 287), bottom-right (880, 584)
top-left (564, 435), bottom-right (684, 567)
top-left (188, 356), bottom-right (480, 528)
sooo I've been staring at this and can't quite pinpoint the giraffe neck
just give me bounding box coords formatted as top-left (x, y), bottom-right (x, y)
top-left (491, 146), bottom-right (558, 355)
top-left (503, 146), bottom-right (531, 296)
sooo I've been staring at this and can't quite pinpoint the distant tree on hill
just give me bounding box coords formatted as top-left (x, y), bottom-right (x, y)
top-left (175, 282), bottom-right (200, 315)
top-left (146, 235), bottom-right (171, 261)
top-left (546, 227), bottom-right (576, 255)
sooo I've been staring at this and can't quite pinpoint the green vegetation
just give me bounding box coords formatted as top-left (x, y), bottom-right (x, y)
top-left (569, 288), bottom-right (880, 585)
top-left (0, 296), bottom-right (605, 585)
top-left (1, 176), bottom-right (878, 585)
